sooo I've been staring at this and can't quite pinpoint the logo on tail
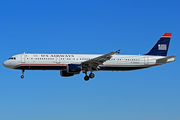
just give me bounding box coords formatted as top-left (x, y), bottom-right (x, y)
top-left (158, 44), bottom-right (167, 50)
top-left (145, 33), bottom-right (172, 56)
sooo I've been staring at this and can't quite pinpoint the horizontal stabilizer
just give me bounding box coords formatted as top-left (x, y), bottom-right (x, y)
top-left (156, 55), bottom-right (177, 64)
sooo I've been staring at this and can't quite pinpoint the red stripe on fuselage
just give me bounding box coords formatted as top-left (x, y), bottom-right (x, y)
top-left (13, 64), bottom-right (67, 69)
top-left (13, 63), bottom-right (159, 69)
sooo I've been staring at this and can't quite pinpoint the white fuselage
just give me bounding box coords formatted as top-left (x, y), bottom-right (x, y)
top-left (3, 53), bottom-right (174, 71)
top-left (2, 33), bottom-right (176, 80)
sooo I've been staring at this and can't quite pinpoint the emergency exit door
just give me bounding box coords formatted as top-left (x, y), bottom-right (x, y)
top-left (56, 56), bottom-right (60, 63)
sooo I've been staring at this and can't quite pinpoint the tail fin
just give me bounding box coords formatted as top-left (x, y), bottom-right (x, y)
top-left (145, 33), bottom-right (172, 56)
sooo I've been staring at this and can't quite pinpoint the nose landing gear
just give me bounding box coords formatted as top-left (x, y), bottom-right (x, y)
top-left (21, 70), bottom-right (25, 79)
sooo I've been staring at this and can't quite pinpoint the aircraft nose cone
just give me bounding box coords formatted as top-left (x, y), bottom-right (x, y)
top-left (3, 60), bottom-right (14, 69)
top-left (3, 61), bottom-right (8, 68)
top-left (3, 61), bottom-right (6, 67)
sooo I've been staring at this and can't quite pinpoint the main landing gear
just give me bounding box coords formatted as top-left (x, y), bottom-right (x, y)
top-left (84, 72), bottom-right (95, 81)
top-left (21, 69), bottom-right (25, 79)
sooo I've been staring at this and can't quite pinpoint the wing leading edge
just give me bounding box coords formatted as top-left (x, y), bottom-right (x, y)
top-left (81, 50), bottom-right (120, 71)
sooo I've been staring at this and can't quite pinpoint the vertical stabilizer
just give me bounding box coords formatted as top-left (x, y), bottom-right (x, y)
top-left (145, 33), bottom-right (172, 56)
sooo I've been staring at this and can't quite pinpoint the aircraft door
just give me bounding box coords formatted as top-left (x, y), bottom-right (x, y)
top-left (21, 53), bottom-right (26, 63)
top-left (56, 56), bottom-right (60, 63)
top-left (144, 57), bottom-right (149, 65)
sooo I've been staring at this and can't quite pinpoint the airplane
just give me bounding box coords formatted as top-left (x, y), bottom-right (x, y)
top-left (3, 33), bottom-right (176, 81)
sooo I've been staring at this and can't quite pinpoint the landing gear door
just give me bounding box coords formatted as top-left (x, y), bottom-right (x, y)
top-left (56, 56), bottom-right (60, 63)
top-left (21, 53), bottom-right (26, 63)
top-left (144, 57), bottom-right (148, 65)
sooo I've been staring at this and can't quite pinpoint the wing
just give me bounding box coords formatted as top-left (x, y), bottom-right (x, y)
top-left (81, 50), bottom-right (120, 71)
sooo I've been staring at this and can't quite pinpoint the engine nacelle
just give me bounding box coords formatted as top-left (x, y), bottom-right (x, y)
top-left (67, 64), bottom-right (81, 74)
top-left (60, 70), bottom-right (74, 77)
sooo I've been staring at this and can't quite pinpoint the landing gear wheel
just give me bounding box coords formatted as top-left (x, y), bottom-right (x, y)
top-left (89, 73), bottom-right (95, 78)
top-left (21, 69), bottom-right (25, 79)
top-left (84, 75), bottom-right (89, 81)
top-left (21, 75), bottom-right (24, 79)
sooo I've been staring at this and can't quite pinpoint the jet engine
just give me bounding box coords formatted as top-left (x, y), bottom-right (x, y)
top-left (60, 70), bottom-right (74, 77)
top-left (67, 64), bottom-right (82, 74)
top-left (60, 64), bottom-right (82, 77)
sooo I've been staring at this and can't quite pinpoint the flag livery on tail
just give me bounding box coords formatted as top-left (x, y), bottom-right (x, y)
top-left (145, 33), bottom-right (171, 56)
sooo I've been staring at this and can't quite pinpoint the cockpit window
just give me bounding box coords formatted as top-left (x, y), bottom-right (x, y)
top-left (8, 57), bottom-right (13, 60)
top-left (8, 57), bottom-right (16, 60)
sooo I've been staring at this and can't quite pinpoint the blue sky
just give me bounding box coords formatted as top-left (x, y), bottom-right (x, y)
top-left (0, 0), bottom-right (180, 120)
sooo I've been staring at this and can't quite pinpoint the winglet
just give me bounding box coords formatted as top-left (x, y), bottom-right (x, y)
top-left (116, 49), bottom-right (121, 54)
